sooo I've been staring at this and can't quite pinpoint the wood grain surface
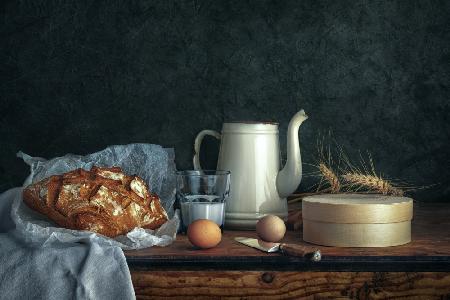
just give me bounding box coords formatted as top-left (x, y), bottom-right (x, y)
top-left (131, 271), bottom-right (450, 300)
top-left (125, 203), bottom-right (450, 271)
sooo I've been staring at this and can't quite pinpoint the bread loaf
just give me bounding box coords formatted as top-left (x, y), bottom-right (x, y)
top-left (22, 166), bottom-right (168, 237)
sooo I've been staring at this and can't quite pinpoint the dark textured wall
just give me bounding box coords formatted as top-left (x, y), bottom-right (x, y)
top-left (1, 1), bottom-right (449, 201)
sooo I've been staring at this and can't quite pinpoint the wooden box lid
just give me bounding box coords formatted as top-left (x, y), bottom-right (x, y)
top-left (302, 194), bottom-right (413, 224)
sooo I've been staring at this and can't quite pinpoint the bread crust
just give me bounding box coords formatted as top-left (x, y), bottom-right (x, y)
top-left (22, 166), bottom-right (169, 237)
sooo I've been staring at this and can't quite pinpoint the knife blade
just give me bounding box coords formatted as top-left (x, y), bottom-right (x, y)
top-left (234, 237), bottom-right (321, 262)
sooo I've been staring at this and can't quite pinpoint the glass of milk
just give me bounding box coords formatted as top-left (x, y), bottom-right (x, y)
top-left (176, 170), bottom-right (231, 231)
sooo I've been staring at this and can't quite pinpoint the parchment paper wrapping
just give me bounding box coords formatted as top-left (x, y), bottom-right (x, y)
top-left (11, 143), bottom-right (179, 250)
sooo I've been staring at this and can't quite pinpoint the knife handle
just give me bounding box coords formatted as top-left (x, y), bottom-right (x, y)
top-left (279, 244), bottom-right (322, 262)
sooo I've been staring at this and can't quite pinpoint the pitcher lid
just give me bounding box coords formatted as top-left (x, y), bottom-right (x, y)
top-left (222, 122), bottom-right (278, 133)
top-left (224, 120), bottom-right (278, 125)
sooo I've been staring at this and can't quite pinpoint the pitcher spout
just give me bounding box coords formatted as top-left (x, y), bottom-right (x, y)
top-left (276, 109), bottom-right (308, 198)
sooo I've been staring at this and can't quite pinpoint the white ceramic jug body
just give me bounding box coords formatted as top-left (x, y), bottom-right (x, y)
top-left (193, 110), bottom-right (308, 230)
top-left (193, 122), bottom-right (287, 229)
top-left (218, 122), bottom-right (286, 229)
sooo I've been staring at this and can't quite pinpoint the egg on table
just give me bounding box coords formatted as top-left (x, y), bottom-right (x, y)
top-left (187, 219), bottom-right (222, 249)
top-left (256, 214), bottom-right (286, 242)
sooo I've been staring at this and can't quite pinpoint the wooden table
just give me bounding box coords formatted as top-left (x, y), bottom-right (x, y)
top-left (125, 203), bottom-right (450, 299)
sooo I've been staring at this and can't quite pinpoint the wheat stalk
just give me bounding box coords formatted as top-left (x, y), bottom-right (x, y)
top-left (297, 132), bottom-right (410, 199)
top-left (342, 173), bottom-right (404, 196)
top-left (318, 162), bottom-right (341, 193)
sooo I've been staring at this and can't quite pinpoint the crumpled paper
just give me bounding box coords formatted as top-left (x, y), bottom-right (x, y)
top-left (11, 143), bottom-right (180, 250)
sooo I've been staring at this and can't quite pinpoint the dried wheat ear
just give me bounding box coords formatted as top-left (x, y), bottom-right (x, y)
top-left (318, 162), bottom-right (341, 193)
top-left (341, 173), bottom-right (404, 196)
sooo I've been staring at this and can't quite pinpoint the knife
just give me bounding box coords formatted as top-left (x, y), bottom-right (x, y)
top-left (234, 237), bottom-right (321, 262)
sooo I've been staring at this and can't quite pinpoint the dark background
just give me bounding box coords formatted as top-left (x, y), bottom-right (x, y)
top-left (1, 1), bottom-right (449, 201)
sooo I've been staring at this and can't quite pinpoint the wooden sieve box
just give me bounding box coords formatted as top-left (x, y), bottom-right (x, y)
top-left (302, 194), bottom-right (413, 247)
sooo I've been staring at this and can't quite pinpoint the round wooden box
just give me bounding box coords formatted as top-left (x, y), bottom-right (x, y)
top-left (302, 194), bottom-right (413, 247)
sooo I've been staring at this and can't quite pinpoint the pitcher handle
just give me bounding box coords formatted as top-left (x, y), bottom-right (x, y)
top-left (193, 130), bottom-right (221, 170)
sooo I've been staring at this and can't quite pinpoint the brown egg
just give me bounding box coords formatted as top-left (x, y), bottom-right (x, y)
top-left (187, 219), bottom-right (222, 249)
top-left (256, 215), bottom-right (286, 242)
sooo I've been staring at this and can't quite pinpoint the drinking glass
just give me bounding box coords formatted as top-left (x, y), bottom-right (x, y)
top-left (176, 170), bottom-right (231, 231)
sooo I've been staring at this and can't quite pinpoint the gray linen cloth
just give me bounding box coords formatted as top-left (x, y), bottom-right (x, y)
top-left (0, 188), bottom-right (136, 300)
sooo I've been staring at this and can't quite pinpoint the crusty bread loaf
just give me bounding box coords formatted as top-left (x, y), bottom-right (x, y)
top-left (22, 166), bottom-right (168, 237)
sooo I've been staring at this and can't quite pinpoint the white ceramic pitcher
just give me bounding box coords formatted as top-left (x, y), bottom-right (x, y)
top-left (193, 110), bottom-right (308, 229)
